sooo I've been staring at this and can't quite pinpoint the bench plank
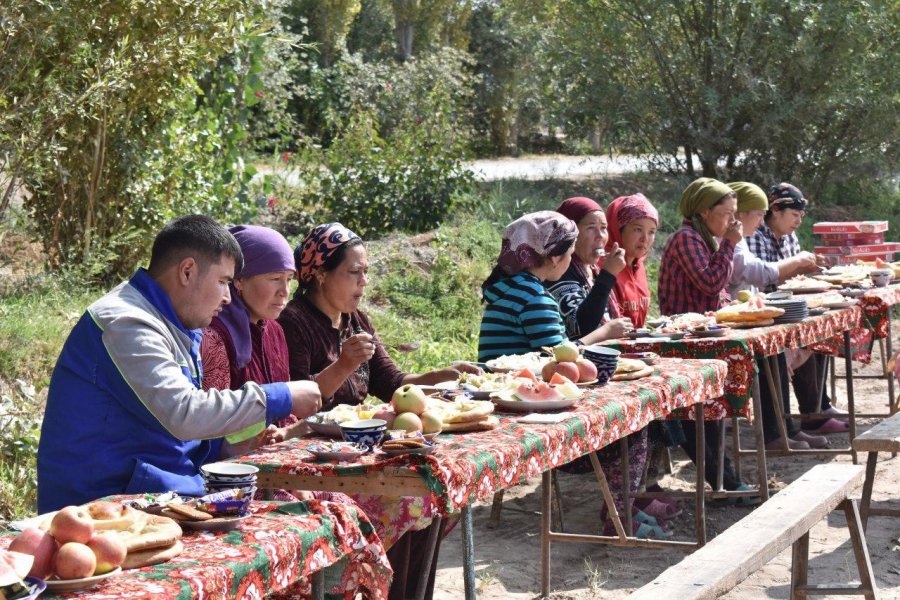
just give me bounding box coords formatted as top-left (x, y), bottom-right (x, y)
top-left (629, 464), bottom-right (864, 600)
top-left (852, 412), bottom-right (900, 453)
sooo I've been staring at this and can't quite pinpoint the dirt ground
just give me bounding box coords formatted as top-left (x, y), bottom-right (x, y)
top-left (433, 331), bottom-right (900, 599)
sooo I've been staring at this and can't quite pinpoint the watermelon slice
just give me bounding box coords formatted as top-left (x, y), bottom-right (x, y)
top-left (549, 372), bottom-right (570, 385)
top-left (514, 369), bottom-right (538, 383)
top-left (876, 257), bottom-right (887, 267)
top-left (515, 381), bottom-right (563, 402)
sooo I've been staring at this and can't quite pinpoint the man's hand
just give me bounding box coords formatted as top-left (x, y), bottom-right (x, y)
top-left (286, 380), bottom-right (321, 418)
top-left (598, 317), bottom-right (633, 340)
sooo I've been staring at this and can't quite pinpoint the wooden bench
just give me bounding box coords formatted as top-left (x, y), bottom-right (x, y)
top-left (628, 463), bottom-right (877, 600)
top-left (853, 411), bottom-right (900, 530)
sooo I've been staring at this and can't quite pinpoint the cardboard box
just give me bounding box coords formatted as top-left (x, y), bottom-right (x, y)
top-left (814, 243), bottom-right (900, 256)
top-left (819, 252), bottom-right (896, 266)
top-left (815, 232), bottom-right (885, 245)
top-left (812, 221), bottom-right (888, 234)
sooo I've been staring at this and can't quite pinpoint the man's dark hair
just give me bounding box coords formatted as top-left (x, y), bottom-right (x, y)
top-left (148, 215), bottom-right (243, 276)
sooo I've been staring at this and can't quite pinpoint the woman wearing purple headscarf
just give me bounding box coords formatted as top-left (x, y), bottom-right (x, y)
top-left (201, 225), bottom-right (305, 449)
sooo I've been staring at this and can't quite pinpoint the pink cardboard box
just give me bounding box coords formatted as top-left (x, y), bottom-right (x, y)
top-left (815, 232), bottom-right (885, 245)
top-left (812, 221), bottom-right (888, 234)
top-left (814, 243), bottom-right (900, 256)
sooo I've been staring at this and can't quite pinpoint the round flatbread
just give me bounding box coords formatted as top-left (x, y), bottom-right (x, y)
top-left (121, 539), bottom-right (183, 571)
top-left (117, 515), bottom-right (182, 553)
top-left (611, 365), bottom-right (654, 381)
top-left (441, 415), bottom-right (500, 432)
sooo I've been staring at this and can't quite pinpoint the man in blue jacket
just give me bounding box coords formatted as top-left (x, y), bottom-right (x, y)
top-left (37, 215), bottom-right (321, 512)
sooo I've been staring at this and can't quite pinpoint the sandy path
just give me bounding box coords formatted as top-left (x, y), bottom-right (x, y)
top-left (433, 331), bottom-right (900, 599)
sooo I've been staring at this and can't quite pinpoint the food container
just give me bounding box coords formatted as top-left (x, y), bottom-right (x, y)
top-left (581, 346), bottom-right (620, 385)
top-left (812, 221), bottom-right (888, 234)
top-left (870, 269), bottom-right (893, 287)
top-left (340, 419), bottom-right (388, 449)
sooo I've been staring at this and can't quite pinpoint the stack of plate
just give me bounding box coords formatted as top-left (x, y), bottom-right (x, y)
top-left (200, 462), bottom-right (258, 495)
top-left (766, 298), bottom-right (809, 324)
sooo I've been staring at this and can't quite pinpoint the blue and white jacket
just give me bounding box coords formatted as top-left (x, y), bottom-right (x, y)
top-left (37, 269), bottom-right (291, 512)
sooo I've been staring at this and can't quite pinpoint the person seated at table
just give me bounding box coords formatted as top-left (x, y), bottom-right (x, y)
top-left (726, 182), bottom-right (828, 451)
top-left (546, 198), bottom-right (672, 538)
top-left (37, 215), bottom-right (321, 513)
top-left (605, 193), bottom-right (686, 516)
top-left (279, 222), bottom-right (477, 410)
top-left (658, 178), bottom-right (759, 504)
top-left (747, 182), bottom-right (848, 435)
top-left (200, 225), bottom-right (308, 457)
top-left (280, 222), bottom-right (472, 600)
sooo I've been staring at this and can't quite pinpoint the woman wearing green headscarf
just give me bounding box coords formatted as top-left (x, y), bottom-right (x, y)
top-left (658, 178), bottom-right (757, 501)
top-left (658, 177), bottom-right (743, 315)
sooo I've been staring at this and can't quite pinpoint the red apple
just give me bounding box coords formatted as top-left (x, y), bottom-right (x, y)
top-left (555, 361), bottom-right (580, 382)
top-left (49, 506), bottom-right (95, 545)
top-left (372, 406), bottom-right (396, 429)
top-left (575, 358), bottom-right (598, 382)
top-left (541, 360), bottom-right (558, 382)
top-left (54, 542), bottom-right (96, 580)
top-left (87, 532), bottom-right (126, 574)
top-left (8, 527), bottom-right (59, 579)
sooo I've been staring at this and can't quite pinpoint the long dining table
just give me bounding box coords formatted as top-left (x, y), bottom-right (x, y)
top-left (603, 303), bottom-right (864, 499)
top-left (232, 357), bottom-right (728, 599)
top-left (0, 498), bottom-right (392, 600)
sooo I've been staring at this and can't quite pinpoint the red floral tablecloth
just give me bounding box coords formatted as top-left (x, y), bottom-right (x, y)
top-left (235, 359), bottom-right (727, 515)
top-left (859, 284), bottom-right (900, 338)
top-left (1, 500), bottom-right (391, 600)
top-left (604, 307), bottom-right (862, 418)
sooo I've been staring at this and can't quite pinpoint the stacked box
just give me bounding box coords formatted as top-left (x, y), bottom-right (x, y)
top-left (813, 221), bottom-right (896, 266)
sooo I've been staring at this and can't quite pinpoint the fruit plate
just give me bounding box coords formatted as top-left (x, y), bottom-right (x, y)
top-left (381, 444), bottom-right (437, 457)
top-left (306, 442), bottom-right (366, 462)
top-left (304, 417), bottom-right (343, 438)
top-left (178, 513), bottom-right (250, 532)
top-left (45, 567), bottom-right (122, 593)
top-left (491, 396), bottom-right (578, 412)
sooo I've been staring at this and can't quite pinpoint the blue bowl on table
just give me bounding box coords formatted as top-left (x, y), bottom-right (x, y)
top-left (582, 345), bottom-right (620, 385)
top-left (340, 419), bottom-right (387, 450)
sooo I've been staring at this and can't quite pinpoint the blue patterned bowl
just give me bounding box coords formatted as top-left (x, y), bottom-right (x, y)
top-left (340, 419), bottom-right (387, 449)
top-left (582, 346), bottom-right (620, 384)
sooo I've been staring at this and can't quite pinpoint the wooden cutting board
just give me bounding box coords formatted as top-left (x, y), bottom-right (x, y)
top-left (122, 539), bottom-right (183, 570)
top-left (441, 415), bottom-right (500, 432)
top-left (722, 318), bottom-right (775, 329)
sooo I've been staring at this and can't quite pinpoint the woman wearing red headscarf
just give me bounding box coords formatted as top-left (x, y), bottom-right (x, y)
top-left (605, 194), bottom-right (659, 328)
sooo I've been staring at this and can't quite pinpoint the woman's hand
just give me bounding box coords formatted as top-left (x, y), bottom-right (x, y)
top-left (338, 332), bottom-right (376, 371)
top-left (602, 242), bottom-right (627, 276)
top-left (451, 361), bottom-right (483, 376)
top-left (599, 317), bottom-right (633, 340)
top-left (258, 424), bottom-right (286, 446)
top-left (723, 219), bottom-right (744, 245)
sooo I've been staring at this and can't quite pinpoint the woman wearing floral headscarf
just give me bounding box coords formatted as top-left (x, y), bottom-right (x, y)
top-left (659, 178), bottom-right (758, 503)
top-left (605, 193), bottom-right (659, 328)
top-left (280, 222), bottom-right (473, 600)
top-left (279, 222), bottom-right (474, 411)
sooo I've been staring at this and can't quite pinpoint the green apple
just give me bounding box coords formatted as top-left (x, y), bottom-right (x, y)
top-left (391, 384), bottom-right (427, 415)
top-left (552, 341), bottom-right (580, 363)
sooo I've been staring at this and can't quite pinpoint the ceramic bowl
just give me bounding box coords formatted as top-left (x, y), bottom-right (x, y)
top-left (581, 346), bottom-right (620, 384)
top-left (200, 462), bottom-right (259, 482)
top-left (340, 419), bottom-right (387, 449)
top-left (871, 272), bottom-right (891, 287)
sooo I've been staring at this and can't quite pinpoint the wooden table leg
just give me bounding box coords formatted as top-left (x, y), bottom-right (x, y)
top-left (844, 331), bottom-right (859, 464)
top-left (695, 404), bottom-right (707, 547)
top-left (540, 470), bottom-right (552, 598)
top-left (715, 419), bottom-right (726, 492)
top-left (790, 531), bottom-right (809, 599)
top-left (750, 373), bottom-right (770, 500)
top-left (765, 356), bottom-right (791, 451)
top-left (487, 490), bottom-right (504, 529)
top-left (731, 415), bottom-right (742, 482)
top-left (841, 499), bottom-right (878, 600)
top-left (620, 438), bottom-right (632, 536)
top-left (462, 505), bottom-right (476, 600)
top-left (860, 452), bottom-right (878, 531)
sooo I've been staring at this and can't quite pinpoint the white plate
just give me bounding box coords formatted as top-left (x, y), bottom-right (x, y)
top-left (823, 300), bottom-right (857, 309)
top-left (633, 336), bottom-right (669, 343)
top-left (491, 396), bottom-right (578, 412)
top-left (305, 417), bottom-right (343, 438)
top-left (307, 442), bottom-right (366, 462)
top-left (200, 462), bottom-right (259, 479)
top-left (45, 568), bottom-right (121, 592)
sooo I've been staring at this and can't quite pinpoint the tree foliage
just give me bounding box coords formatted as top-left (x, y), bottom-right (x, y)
top-left (0, 0), bottom-right (277, 279)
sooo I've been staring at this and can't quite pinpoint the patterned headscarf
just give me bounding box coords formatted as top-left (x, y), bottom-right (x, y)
top-left (295, 223), bottom-right (360, 285)
top-left (679, 177), bottom-right (734, 253)
top-left (728, 182), bottom-right (768, 212)
top-left (556, 196), bottom-right (604, 225)
top-left (217, 225), bottom-right (295, 369)
top-left (498, 211), bottom-right (577, 276)
top-left (767, 182), bottom-right (807, 212)
top-left (605, 193), bottom-right (659, 253)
